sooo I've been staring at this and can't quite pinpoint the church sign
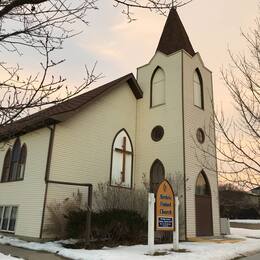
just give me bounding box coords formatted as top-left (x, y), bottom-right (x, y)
top-left (156, 180), bottom-right (175, 231)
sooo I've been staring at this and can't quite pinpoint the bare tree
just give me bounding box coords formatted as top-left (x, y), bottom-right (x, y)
top-left (0, 0), bottom-right (100, 126)
top-left (196, 18), bottom-right (260, 190)
top-left (113, 0), bottom-right (192, 21)
top-left (0, 0), bottom-right (192, 128)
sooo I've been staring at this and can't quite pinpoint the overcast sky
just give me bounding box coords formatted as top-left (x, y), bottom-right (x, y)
top-left (3, 0), bottom-right (259, 111)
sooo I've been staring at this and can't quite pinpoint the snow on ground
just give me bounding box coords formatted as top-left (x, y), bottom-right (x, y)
top-left (0, 252), bottom-right (21, 260)
top-left (230, 228), bottom-right (260, 238)
top-left (0, 228), bottom-right (260, 260)
top-left (230, 219), bottom-right (260, 224)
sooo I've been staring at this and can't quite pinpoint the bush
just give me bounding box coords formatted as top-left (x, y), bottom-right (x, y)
top-left (93, 183), bottom-right (148, 219)
top-left (237, 208), bottom-right (260, 219)
top-left (45, 190), bottom-right (85, 238)
top-left (65, 209), bottom-right (87, 239)
top-left (65, 208), bottom-right (147, 242)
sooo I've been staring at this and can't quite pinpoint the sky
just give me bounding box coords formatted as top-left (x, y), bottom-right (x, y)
top-left (2, 0), bottom-right (259, 111)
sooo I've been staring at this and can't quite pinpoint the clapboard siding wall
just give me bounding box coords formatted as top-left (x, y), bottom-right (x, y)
top-left (135, 51), bottom-right (186, 240)
top-left (183, 52), bottom-right (220, 237)
top-left (42, 183), bottom-right (89, 238)
top-left (0, 128), bottom-right (50, 238)
top-left (41, 83), bottom-right (137, 237)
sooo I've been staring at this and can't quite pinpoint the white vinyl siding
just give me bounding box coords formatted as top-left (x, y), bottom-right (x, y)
top-left (0, 128), bottom-right (50, 238)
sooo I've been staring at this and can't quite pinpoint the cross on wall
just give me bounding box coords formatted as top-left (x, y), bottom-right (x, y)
top-left (115, 136), bottom-right (132, 183)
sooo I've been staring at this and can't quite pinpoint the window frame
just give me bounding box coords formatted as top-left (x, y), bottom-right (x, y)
top-left (1, 138), bottom-right (27, 183)
top-left (18, 144), bottom-right (27, 180)
top-left (195, 171), bottom-right (211, 196)
top-left (150, 159), bottom-right (165, 193)
top-left (193, 68), bottom-right (204, 110)
top-left (0, 205), bottom-right (18, 233)
top-left (1, 149), bottom-right (11, 182)
top-left (150, 67), bottom-right (166, 108)
top-left (110, 128), bottom-right (134, 189)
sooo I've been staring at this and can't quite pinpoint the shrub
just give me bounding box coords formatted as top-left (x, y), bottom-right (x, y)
top-left (65, 208), bottom-right (147, 242)
top-left (65, 209), bottom-right (87, 239)
top-left (93, 183), bottom-right (148, 219)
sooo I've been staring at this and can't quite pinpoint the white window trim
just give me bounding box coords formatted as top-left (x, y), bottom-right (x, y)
top-left (0, 205), bottom-right (18, 233)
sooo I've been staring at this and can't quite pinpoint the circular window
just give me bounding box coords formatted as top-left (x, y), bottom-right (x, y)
top-left (196, 128), bottom-right (205, 144)
top-left (151, 126), bottom-right (164, 142)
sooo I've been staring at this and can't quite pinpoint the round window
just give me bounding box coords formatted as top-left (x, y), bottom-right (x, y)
top-left (196, 128), bottom-right (205, 144)
top-left (151, 126), bottom-right (164, 142)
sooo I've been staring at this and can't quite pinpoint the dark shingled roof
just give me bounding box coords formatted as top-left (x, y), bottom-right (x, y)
top-left (156, 8), bottom-right (195, 56)
top-left (0, 73), bottom-right (142, 142)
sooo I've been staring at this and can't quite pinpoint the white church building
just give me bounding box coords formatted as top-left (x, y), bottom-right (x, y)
top-left (0, 8), bottom-right (220, 240)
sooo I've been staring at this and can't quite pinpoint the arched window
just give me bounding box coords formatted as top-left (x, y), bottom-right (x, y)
top-left (1, 138), bottom-right (27, 183)
top-left (18, 144), bottom-right (27, 180)
top-left (195, 171), bottom-right (210, 196)
top-left (150, 159), bottom-right (165, 193)
top-left (151, 67), bottom-right (166, 107)
top-left (9, 138), bottom-right (21, 181)
top-left (1, 149), bottom-right (11, 182)
top-left (193, 69), bottom-right (204, 109)
top-left (110, 129), bottom-right (133, 188)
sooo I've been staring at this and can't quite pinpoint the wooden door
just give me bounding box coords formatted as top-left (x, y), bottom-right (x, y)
top-left (196, 195), bottom-right (213, 236)
top-left (195, 171), bottom-right (213, 236)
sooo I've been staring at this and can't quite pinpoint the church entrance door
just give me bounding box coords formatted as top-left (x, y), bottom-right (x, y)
top-left (195, 171), bottom-right (213, 236)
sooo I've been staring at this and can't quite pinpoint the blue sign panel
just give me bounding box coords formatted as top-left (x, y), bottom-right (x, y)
top-left (158, 217), bottom-right (174, 228)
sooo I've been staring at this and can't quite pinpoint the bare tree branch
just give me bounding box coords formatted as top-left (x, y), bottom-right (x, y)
top-left (195, 18), bottom-right (260, 190)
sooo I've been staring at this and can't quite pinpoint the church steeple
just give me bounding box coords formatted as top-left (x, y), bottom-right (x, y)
top-left (156, 8), bottom-right (195, 56)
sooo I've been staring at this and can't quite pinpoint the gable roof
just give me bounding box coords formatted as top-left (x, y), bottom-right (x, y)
top-left (156, 8), bottom-right (195, 56)
top-left (0, 73), bottom-right (142, 142)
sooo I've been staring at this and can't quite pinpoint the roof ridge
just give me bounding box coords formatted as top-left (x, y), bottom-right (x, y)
top-left (0, 73), bottom-right (142, 141)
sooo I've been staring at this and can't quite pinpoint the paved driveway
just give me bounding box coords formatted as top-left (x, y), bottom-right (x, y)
top-left (0, 244), bottom-right (68, 260)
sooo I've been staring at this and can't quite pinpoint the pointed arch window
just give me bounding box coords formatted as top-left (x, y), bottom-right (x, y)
top-left (9, 139), bottom-right (21, 181)
top-left (1, 149), bottom-right (11, 182)
top-left (195, 171), bottom-right (210, 196)
top-left (150, 159), bottom-right (165, 193)
top-left (193, 69), bottom-right (204, 109)
top-left (18, 144), bottom-right (27, 180)
top-left (151, 67), bottom-right (166, 107)
top-left (1, 138), bottom-right (27, 182)
top-left (110, 129), bottom-right (133, 188)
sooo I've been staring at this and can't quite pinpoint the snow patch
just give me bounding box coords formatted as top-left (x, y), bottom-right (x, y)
top-left (0, 229), bottom-right (260, 260)
top-left (230, 219), bottom-right (260, 224)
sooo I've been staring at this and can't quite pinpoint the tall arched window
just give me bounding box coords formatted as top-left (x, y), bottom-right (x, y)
top-left (110, 129), bottom-right (133, 188)
top-left (18, 144), bottom-right (27, 180)
top-left (1, 138), bottom-right (27, 182)
top-left (9, 139), bottom-right (21, 181)
top-left (1, 149), bottom-right (11, 182)
top-left (150, 159), bottom-right (165, 193)
top-left (193, 69), bottom-right (204, 109)
top-left (195, 171), bottom-right (210, 196)
top-left (151, 67), bottom-right (166, 107)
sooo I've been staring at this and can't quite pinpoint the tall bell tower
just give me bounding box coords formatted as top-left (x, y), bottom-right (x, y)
top-left (135, 8), bottom-right (220, 239)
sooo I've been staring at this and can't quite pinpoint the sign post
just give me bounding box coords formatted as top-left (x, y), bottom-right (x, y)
top-left (173, 196), bottom-right (179, 251)
top-left (147, 179), bottom-right (179, 254)
top-left (148, 193), bottom-right (155, 254)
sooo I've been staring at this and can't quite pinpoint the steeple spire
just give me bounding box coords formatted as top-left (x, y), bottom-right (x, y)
top-left (156, 8), bottom-right (195, 56)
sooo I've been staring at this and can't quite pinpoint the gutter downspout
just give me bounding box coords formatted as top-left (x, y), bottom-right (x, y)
top-left (39, 124), bottom-right (56, 239)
